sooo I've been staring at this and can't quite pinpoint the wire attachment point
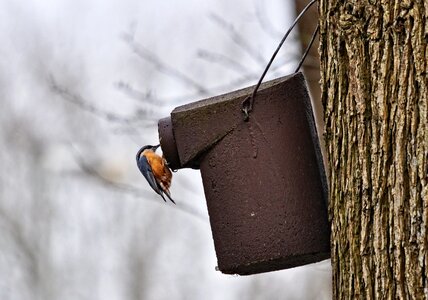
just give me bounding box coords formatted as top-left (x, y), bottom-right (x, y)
top-left (241, 95), bottom-right (253, 122)
top-left (239, 0), bottom-right (318, 122)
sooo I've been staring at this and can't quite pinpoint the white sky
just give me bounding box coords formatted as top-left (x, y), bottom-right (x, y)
top-left (0, 0), bottom-right (331, 299)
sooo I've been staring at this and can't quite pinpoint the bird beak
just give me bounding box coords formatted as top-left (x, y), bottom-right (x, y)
top-left (153, 144), bottom-right (161, 151)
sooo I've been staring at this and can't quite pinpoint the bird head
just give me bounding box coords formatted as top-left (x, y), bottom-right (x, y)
top-left (136, 144), bottom-right (160, 162)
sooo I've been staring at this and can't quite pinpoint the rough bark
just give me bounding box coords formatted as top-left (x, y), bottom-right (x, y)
top-left (319, 0), bottom-right (428, 299)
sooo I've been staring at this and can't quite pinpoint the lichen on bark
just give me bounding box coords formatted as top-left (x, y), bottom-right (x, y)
top-left (319, 0), bottom-right (427, 298)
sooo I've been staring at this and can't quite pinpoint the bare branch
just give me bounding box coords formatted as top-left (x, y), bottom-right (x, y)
top-left (49, 76), bottom-right (159, 125)
top-left (196, 49), bottom-right (251, 74)
top-left (111, 124), bottom-right (156, 136)
top-left (121, 33), bottom-right (209, 95)
top-left (209, 13), bottom-right (266, 66)
top-left (115, 80), bottom-right (208, 107)
top-left (115, 81), bottom-right (190, 106)
top-left (254, 0), bottom-right (284, 39)
top-left (70, 146), bottom-right (208, 223)
top-left (117, 21), bottom-right (300, 112)
top-left (115, 81), bottom-right (161, 106)
top-left (0, 209), bottom-right (38, 275)
top-left (205, 56), bottom-right (294, 93)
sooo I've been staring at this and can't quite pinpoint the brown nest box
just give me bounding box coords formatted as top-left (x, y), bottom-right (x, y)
top-left (158, 72), bottom-right (330, 275)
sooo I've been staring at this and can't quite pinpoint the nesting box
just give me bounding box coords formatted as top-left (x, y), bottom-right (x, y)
top-left (158, 72), bottom-right (330, 275)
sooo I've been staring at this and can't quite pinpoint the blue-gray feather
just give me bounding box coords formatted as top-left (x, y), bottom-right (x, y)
top-left (136, 144), bottom-right (174, 203)
top-left (137, 155), bottom-right (166, 201)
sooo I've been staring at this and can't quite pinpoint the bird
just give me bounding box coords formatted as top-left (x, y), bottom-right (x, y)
top-left (136, 144), bottom-right (175, 204)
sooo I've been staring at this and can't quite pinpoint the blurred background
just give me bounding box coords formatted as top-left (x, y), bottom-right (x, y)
top-left (0, 0), bottom-right (331, 299)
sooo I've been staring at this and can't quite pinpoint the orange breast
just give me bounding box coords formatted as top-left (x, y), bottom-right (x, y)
top-left (143, 150), bottom-right (172, 190)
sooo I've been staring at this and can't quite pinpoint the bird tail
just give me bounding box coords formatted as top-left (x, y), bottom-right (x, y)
top-left (164, 191), bottom-right (176, 204)
top-left (159, 192), bottom-right (167, 202)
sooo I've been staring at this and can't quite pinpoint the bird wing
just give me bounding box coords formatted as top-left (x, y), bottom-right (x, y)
top-left (163, 190), bottom-right (175, 204)
top-left (137, 155), bottom-right (162, 196)
top-left (138, 151), bottom-right (175, 204)
top-left (146, 155), bottom-right (176, 204)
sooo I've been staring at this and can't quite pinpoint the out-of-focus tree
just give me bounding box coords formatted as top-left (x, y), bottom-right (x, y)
top-left (0, 1), bottom-right (332, 299)
top-left (295, 0), bottom-right (328, 173)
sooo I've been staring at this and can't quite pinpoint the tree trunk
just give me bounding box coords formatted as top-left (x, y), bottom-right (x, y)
top-left (319, 0), bottom-right (427, 299)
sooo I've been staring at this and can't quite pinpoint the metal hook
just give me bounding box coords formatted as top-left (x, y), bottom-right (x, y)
top-left (241, 95), bottom-right (253, 122)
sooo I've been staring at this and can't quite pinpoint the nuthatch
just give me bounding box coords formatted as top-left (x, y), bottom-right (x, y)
top-left (136, 144), bottom-right (175, 204)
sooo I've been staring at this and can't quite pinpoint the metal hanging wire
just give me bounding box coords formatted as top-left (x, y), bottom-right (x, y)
top-left (294, 24), bottom-right (319, 74)
top-left (241, 0), bottom-right (319, 121)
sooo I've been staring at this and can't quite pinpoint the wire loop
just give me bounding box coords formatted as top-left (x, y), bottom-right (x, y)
top-left (294, 24), bottom-right (320, 73)
top-left (241, 0), bottom-right (318, 121)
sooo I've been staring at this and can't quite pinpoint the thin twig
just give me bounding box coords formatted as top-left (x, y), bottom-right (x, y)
top-left (70, 146), bottom-right (208, 223)
top-left (0, 209), bottom-right (38, 272)
top-left (115, 82), bottom-right (163, 106)
top-left (50, 76), bottom-right (160, 125)
top-left (122, 33), bottom-right (209, 95)
top-left (196, 49), bottom-right (250, 74)
top-left (116, 52), bottom-right (298, 109)
top-left (209, 13), bottom-right (267, 66)
top-left (254, 0), bottom-right (283, 39)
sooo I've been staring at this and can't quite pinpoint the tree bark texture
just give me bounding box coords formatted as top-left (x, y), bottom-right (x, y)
top-left (319, 0), bottom-right (427, 299)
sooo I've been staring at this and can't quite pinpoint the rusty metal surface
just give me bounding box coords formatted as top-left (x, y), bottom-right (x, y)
top-left (159, 73), bottom-right (330, 275)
